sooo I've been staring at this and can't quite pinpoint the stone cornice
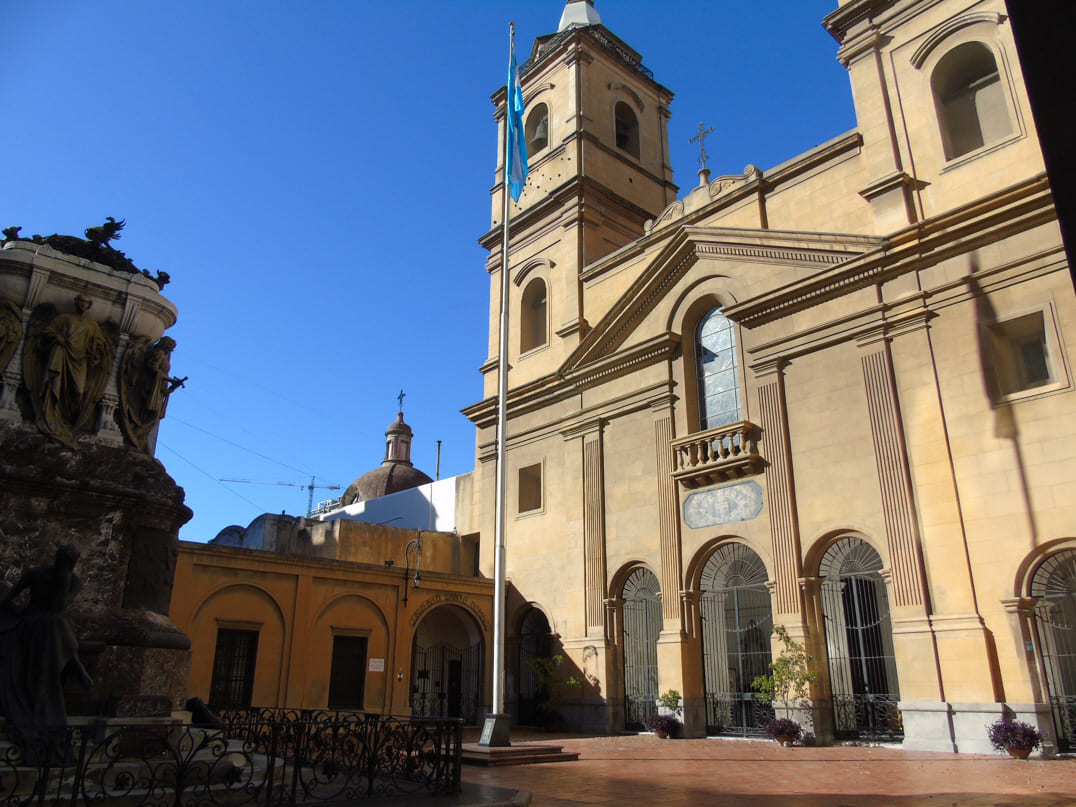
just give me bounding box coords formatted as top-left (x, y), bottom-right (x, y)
top-left (725, 175), bottom-right (1056, 327)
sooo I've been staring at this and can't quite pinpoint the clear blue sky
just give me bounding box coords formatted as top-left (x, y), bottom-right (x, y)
top-left (3, 1), bottom-right (854, 542)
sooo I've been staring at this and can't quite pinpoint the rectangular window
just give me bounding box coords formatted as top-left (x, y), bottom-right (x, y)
top-left (991, 311), bottom-right (1054, 395)
top-left (518, 463), bottom-right (543, 513)
top-left (209, 628), bottom-right (259, 709)
top-left (327, 635), bottom-right (368, 710)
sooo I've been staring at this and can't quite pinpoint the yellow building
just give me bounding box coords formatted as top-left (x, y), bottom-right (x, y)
top-left (463, 0), bottom-right (1075, 754)
top-left (170, 413), bottom-right (493, 723)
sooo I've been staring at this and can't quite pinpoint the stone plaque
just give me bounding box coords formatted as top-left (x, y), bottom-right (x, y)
top-left (369, 657), bottom-right (385, 672)
top-left (684, 480), bottom-right (763, 529)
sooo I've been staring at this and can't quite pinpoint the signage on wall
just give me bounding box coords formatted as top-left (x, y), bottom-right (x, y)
top-left (369, 657), bottom-right (385, 672)
top-left (408, 590), bottom-right (491, 631)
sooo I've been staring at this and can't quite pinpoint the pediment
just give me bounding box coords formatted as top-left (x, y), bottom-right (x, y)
top-left (564, 226), bottom-right (881, 372)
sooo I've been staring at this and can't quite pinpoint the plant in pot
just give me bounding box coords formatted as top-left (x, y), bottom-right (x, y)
top-left (987, 717), bottom-right (1044, 759)
top-left (751, 624), bottom-right (817, 746)
top-left (524, 655), bottom-right (582, 730)
top-left (647, 712), bottom-right (682, 739)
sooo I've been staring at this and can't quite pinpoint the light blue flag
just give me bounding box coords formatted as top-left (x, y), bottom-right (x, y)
top-left (506, 41), bottom-right (528, 202)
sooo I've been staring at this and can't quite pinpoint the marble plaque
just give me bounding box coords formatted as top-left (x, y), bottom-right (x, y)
top-left (684, 481), bottom-right (763, 528)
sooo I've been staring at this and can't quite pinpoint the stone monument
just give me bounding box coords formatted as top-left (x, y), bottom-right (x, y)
top-left (0, 222), bottom-right (192, 721)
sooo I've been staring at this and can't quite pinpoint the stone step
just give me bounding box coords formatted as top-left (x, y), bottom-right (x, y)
top-left (461, 743), bottom-right (579, 767)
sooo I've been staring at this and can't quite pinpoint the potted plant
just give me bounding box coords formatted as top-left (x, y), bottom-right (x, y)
top-left (987, 717), bottom-right (1044, 759)
top-left (647, 712), bottom-right (682, 739)
top-left (751, 625), bottom-right (817, 746)
top-left (656, 689), bottom-right (682, 716)
top-left (763, 717), bottom-right (802, 747)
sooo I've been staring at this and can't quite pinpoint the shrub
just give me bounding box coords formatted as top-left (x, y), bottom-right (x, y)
top-left (657, 690), bottom-right (682, 714)
top-left (987, 718), bottom-right (1043, 754)
top-left (763, 717), bottom-right (802, 744)
top-left (647, 713), bottom-right (682, 737)
top-left (751, 625), bottom-right (817, 719)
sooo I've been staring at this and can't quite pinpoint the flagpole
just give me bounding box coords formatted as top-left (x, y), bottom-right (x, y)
top-left (482, 20), bottom-right (522, 748)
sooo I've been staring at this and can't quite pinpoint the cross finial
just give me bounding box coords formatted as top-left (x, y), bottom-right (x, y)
top-left (397, 389), bottom-right (406, 412)
top-left (689, 122), bottom-right (715, 171)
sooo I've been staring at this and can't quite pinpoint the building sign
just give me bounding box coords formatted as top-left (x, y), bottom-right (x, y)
top-left (408, 591), bottom-right (491, 631)
top-left (684, 480), bottom-right (763, 529)
top-left (368, 657), bottom-right (385, 672)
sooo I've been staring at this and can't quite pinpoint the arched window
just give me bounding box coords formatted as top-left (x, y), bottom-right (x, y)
top-left (696, 308), bottom-right (741, 430)
top-left (614, 102), bottom-right (640, 159)
top-left (818, 538), bottom-right (902, 741)
top-left (526, 103), bottom-right (549, 155)
top-left (699, 543), bottom-right (773, 736)
top-left (932, 41), bottom-right (1012, 160)
top-left (520, 277), bottom-right (548, 353)
top-left (1031, 550), bottom-right (1076, 751)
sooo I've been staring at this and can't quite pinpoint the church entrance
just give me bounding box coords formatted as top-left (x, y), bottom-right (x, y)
top-left (517, 608), bottom-right (554, 727)
top-left (818, 538), bottom-right (902, 741)
top-left (410, 605), bottom-right (483, 725)
top-left (621, 567), bottom-right (661, 731)
top-left (699, 543), bottom-right (773, 736)
top-left (1031, 549), bottom-right (1076, 752)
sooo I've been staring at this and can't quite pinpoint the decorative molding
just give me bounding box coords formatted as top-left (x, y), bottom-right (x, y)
top-left (709, 164), bottom-right (761, 199)
top-left (911, 13), bottom-right (1007, 68)
top-left (583, 432), bottom-right (607, 630)
top-left (758, 374), bottom-right (801, 616)
top-left (607, 82), bottom-right (644, 112)
top-left (683, 481), bottom-right (764, 529)
top-left (513, 257), bottom-right (556, 287)
top-left (654, 414), bottom-right (682, 622)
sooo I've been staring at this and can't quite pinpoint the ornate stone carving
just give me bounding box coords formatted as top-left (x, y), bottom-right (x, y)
top-left (21, 296), bottom-right (117, 449)
top-left (0, 300), bottom-right (22, 375)
top-left (119, 336), bottom-right (186, 453)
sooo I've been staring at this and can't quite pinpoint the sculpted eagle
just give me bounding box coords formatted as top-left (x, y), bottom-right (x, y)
top-left (84, 217), bottom-right (125, 247)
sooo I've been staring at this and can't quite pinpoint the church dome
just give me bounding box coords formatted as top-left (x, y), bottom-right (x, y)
top-left (341, 410), bottom-right (433, 505)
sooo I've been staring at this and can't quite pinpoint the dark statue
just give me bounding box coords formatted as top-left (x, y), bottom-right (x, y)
top-left (1, 219), bottom-right (170, 290)
top-left (0, 545), bottom-right (93, 763)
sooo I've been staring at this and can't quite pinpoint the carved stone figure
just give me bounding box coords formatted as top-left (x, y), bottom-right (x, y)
top-left (84, 216), bottom-right (124, 247)
top-left (0, 300), bottom-right (22, 375)
top-left (120, 336), bottom-right (186, 453)
top-left (22, 296), bottom-right (116, 449)
top-left (0, 545), bottom-right (93, 764)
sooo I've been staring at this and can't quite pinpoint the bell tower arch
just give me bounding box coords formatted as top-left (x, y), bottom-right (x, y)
top-left (480, 0), bottom-right (678, 392)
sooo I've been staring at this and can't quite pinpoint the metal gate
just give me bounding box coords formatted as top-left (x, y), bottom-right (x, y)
top-left (517, 608), bottom-right (553, 726)
top-left (411, 641), bottom-right (482, 725)
top-left (700, 543), bottom-right (774, 735)
top-left (819, 538), bottom-right (903, 741)
top-left (622, 567), bottom-right (662, 730)
top-left (1032, 549), bottom-right (1076, 752)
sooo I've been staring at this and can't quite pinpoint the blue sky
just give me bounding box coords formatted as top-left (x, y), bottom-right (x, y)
top-left (3, 1), bottom-right (855, 542)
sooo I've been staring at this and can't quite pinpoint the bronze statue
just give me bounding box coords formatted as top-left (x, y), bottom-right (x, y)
top-left (22, 296), bottom-right (116, 448)
top-left (84, 217), bottom-right (124, 248)
top-left (120, 335), bottom-right (186, 453)
top-left (0, 545), bottom-right (93, 763)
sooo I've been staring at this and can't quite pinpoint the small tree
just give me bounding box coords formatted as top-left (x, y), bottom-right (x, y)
top-left (525, 655), bottom-right (581, 708)
top-left (751, 625), bottom-right (817, 719)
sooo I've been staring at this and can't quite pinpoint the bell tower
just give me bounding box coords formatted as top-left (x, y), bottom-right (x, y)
top-left (480, 0), bottom-right (677, 392)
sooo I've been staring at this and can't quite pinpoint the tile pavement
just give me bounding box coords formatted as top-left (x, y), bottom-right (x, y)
top-left (458, 730), bottom-right (1076, 807)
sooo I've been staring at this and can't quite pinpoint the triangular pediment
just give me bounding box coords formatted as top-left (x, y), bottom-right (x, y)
top-left (564, 226), bottom-right (882, 373)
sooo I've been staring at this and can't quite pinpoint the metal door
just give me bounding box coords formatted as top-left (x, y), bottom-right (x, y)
top-left (622, 568), bottom-right (661, 730)
top-left (1032, 550), bottom-right (1076, 751)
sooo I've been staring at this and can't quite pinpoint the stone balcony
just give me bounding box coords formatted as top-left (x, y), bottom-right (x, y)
top-left (671, 421), bottom-right (762, 489)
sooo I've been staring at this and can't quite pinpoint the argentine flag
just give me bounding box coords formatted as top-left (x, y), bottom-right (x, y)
top-left (506, 41), bottom-right (528, 202)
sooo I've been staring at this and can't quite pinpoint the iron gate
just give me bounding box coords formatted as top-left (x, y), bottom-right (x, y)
top-left (819, 538), bottom-right (903, 741)
top-left (411, 641), bottom-right (482, 725)
top-left (622, 568), bottom-right (661, 730)
top-left (1032, 549), bottom-right (1076, 751)
top-left (517, 609), bottom-right (553, 726)
top-left (700, 543), bottom-right (774, 735)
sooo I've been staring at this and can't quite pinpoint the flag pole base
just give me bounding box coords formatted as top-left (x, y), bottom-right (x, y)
top-left (477, 713), bottom-right (512, 747)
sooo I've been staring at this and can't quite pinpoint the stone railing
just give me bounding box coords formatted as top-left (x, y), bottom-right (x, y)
top-left (671, 421), bottom-right (762, 489)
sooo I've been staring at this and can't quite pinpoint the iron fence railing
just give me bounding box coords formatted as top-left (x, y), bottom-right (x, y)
top-left (832, 694), bottom-right (903, 741)
top-left (0, 708), bottom-right (462, 806)
top-left (1050, 696), bottom-right (1076, 752)
top-left (705, 693), bottom-right (774, 737)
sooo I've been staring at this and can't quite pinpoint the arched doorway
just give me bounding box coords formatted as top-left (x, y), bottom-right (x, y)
top-left (517, 607), bottom-right (553, 727)
top-left (1031, 549), bottom-right (1076, 751)
top-left (410, 605), bottom-right (483, 724)
top-left (622, 567), bottom-right (661, 730)
top-left (699, 543), bottom-right (773, 735)
top-left (818, 538), bottom-right (902, 740)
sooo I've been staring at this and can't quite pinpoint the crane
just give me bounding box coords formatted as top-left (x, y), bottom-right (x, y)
top-left (220, 476), bottom-right (342, 516)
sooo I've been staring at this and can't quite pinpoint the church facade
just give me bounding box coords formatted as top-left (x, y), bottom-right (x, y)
top-left (463, 0), bottom-right (1075, 754)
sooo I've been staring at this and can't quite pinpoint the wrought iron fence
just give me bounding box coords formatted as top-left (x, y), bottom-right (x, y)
top-left (1050, 696), bottom-right (1076, 752)
top-left (705, 693), bottom-right (774, 737)
top-left (832, 694), bottom-right (904, 741)
top-left (624, 695), bottom-right (656, 732)
top-left (0, 708), bottom-right (462, 806)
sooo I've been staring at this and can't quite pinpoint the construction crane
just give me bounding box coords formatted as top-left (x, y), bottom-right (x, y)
top-left (220, 476), bottom-right (342, 516)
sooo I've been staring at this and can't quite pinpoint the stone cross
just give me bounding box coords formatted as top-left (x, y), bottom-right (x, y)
top-left (690, 122), bottom-right (715, 171)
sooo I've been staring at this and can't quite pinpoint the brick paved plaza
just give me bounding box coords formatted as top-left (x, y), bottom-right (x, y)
top-left (459, 730), bottom-right (1076, 807)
